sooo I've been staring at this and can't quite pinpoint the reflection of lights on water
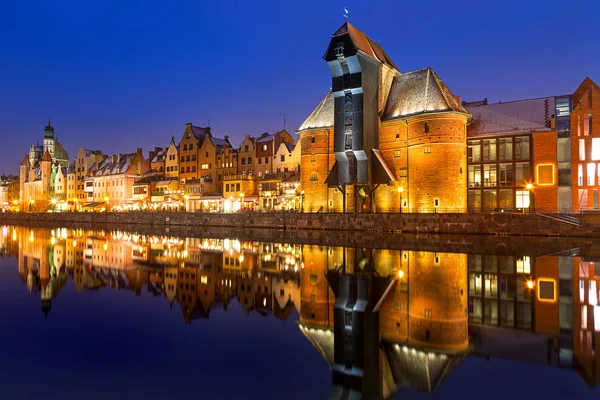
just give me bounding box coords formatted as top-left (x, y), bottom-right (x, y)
top-left (2, 226), bottom-right (7, 238)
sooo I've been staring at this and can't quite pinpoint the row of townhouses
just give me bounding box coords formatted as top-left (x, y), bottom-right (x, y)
top-left (5, 22), bottom-right (600, 214)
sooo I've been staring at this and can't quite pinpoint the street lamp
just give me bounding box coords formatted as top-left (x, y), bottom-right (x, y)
top-left (525, 183), bottom-right (534, 213)
top-left (51, 198), bottom-right (57, 212)
top-left (240, 192), bottom-right (245, 212)
top-left (397, 187), bottom-right (404, 213)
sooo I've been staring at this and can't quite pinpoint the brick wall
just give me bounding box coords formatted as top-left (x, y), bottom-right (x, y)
top-left (533, 130), bottom-right (559, 211)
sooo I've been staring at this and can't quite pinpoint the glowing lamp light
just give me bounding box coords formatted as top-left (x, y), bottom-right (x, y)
top-left (525, 183), bottom-right (533, 190)
top-left (397, 187), bottom-right (404, 193)
top-left (526, 279), bottom-right (535, 290)
top-left (398, 270), bottom-right (405, 279)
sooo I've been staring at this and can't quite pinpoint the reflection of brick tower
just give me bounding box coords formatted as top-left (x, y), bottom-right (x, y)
top-left (408, 252), bottom-right (468, 352)
top-left (299, 245), bottom-right (335, 328)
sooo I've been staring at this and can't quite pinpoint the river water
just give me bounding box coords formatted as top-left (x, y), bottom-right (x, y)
top-left (0, 225), bottom-right (598, 399)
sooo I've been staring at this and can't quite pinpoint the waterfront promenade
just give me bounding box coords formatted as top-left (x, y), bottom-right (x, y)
top-left (0, 210), bottom-right (598, 238)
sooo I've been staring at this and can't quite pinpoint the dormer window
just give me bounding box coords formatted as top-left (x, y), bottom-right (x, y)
top-left (262, 144), bottom-right (268, 151)
top-left (335, 44), bottom-right (344, 58)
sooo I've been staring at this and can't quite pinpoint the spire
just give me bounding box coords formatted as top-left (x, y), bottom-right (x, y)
top-left (42, 150), bottom-right (52, 162)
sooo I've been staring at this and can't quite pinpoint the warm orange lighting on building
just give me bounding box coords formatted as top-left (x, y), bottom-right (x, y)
top-left (397, 269), bottom-right (404, 279)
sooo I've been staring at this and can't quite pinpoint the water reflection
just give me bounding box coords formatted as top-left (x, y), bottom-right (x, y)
top-left (1, 225), bottom-right (599, 398)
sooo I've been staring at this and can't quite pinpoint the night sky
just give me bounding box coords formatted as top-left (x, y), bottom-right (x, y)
top-left (1, 0), bottom-right (598, 173)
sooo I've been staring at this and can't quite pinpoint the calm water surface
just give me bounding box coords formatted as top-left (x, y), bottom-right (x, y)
top-left (0, 225), bottom-right (598, 400)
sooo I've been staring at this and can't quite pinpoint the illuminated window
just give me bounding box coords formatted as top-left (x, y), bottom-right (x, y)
top-left (516, 163), bottom-right (530, 183)
top-left (584, 114), bottom-right (591, 136)
top-left (424, 309), bottom-right (432, 318)
top-left (588, 163), bottom-right (595, 186)
top-left (483, 139), bottom-right (496, 161)
top-left (590, 281), bottom-right (598, 306)
top-left (328, 199), bottom-right (333, 207)
top-left (537, 164), bottom-right (554, 185)
top-left (424, 145), bottom-right (431, 154)
top-left (515, 190), bottom-right (530, 209)
top-left (468, 165), bottom-right (481, 188)
top-left (201, 164), bottom-right (209, 170)
top-left (483, 164), bottom-right (497, 187)
top-left (516, 256), bottom-right (531, 274)
top-left (200, 276), bottom-right (208, 284)
top-left (582, 306), bottom-right (587, 330)
top-left (595, 306), bottom-right (600, 332)
top-left (394, 150), bottom-right (401, 158)
top-left (310, 172), bottom-right (318, 182)
top-left (310, 154), bottom-right (316, 162)
top-left (580, 139), bottom-right (586, 160)
top-left (468, 140), bottom-right (481, 162)
top-left (592, 138), bottom-right (600, 161)
top-left (484, 274), bottom-right (497, 298)
top-left (578, 164), bottom-right (584, 186)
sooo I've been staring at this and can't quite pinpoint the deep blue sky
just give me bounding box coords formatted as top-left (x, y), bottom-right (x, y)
top-left (1, 0), bottom-right (598, 173)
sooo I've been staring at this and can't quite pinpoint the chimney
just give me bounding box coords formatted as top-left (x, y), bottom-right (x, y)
top-left (224, 135), bottom-right (229, 142)
top-left (111, 155), bottom-right (116, 164)
top-left (117, 153), bottom-right (121, 164)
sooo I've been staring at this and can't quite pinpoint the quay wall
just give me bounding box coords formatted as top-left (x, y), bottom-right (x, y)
top-left (0, 211), bottom-right (595, 238)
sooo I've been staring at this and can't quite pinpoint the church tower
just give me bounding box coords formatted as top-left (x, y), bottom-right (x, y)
top-left (43, 119), bottom-right (55, 159)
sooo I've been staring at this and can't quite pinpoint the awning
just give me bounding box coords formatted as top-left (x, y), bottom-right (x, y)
top-left (199, 196), bottom-right (224, 201)
top-left (82, 201), bottom-right (105, 208)
top-left (243, 196), bottom-right (258, 202)
top-left (372, 149), bottom-right (397, 183)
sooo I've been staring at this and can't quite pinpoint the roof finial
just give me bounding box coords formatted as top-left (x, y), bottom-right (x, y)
top-left (48, 116), bottom-right (51, 127)
top-left (343, 6), bottom-right (348, 20)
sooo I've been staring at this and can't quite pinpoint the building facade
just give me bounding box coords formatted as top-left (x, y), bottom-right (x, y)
top-left (572, 78), bottom-right (600, 211)
top-left (298, 23), bottom-right (469, 213)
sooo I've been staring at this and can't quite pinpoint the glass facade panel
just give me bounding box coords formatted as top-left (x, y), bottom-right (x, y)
top-left (483, 190), bottom-right (497, 211)
top-left (468, 190), bottom-right (481, 212)
top-left (515, 190), bottom-right (530, 209)
top-left (468, 141), bottom-right (481, 163)
top-left (515, 136), bottom-right (530, 160)
top-left (499, 189), bottom-right (513, 210)
top-left (516, 162), bottom-right (531, 184)
top-left (483, 139), bottom-right (497, 161)
top-left (483, 164), bottom-right (497, 187)
top-left (498, 138), bottom-right (513, 161)
top-left (468, 165), bottom-right (481, 188)
top-left (499, 164), bottom-right (514, 186)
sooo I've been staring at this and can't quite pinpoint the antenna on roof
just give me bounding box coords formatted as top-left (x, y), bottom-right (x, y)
top-left (343, 6), bottom-right (348, 20)
top-left (280, 113), bottom-right (287, 130)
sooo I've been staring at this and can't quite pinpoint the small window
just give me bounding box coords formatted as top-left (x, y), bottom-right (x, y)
top-left (310, 154), bottom-right (316, 162)
top-left (265, 157), bottom-right (269, 164)
top-left (281, 155), bottom-right (285, 162)
top-left (328, 199), bottom-right (333, 207)
top-left (310, 274), bottom-right (318, 284)
top-left (311, 136), bottom-right (316, 144)
top-left (262, 144), bottom-right (268, 151)
top-left (310, 172), bottom-right (318, 181)
top-left (424, 309), bottom-right (432, 318)
top-left (394, 150), bottom-right (401, 158)
top-left (434, 198), bottom-right (440, 207)
top-left (424, 145), bottom-right (431, 154)
top-left (425, 122), bottom-right (430, 133)
top-left (539, 280), bottom-right (555, 301)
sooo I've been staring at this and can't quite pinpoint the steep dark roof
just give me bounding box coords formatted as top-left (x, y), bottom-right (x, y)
top-left (327, 22), bottom-right (399, 71)
top-left (383, 68), bottom-right (469, 120)
top-left (191, 126), bottom-right (210, 141)
top-left (466, 97), bottom-right (554, 136)
top-left (297, 92), bottom-right (334, 132)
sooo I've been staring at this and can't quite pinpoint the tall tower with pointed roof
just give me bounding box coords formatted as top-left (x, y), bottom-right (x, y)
top-left (298, 22), bottom-right (471, 212)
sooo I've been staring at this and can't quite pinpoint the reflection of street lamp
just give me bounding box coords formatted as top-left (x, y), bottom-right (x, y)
top-left (29, 198), bottom-right (35, 212)
top-left (300, 190), bottom-right (305, 212)
top-left (525, 183), bottom-right (533, 212)
top-left (73, 198), bottom-right (78, 212)
top-left (183, 194), bottom-right (189, 212)
top-left (104, 197), bottom-right (109, 211)
top-left (397, 187), bottom-right (404, 213)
